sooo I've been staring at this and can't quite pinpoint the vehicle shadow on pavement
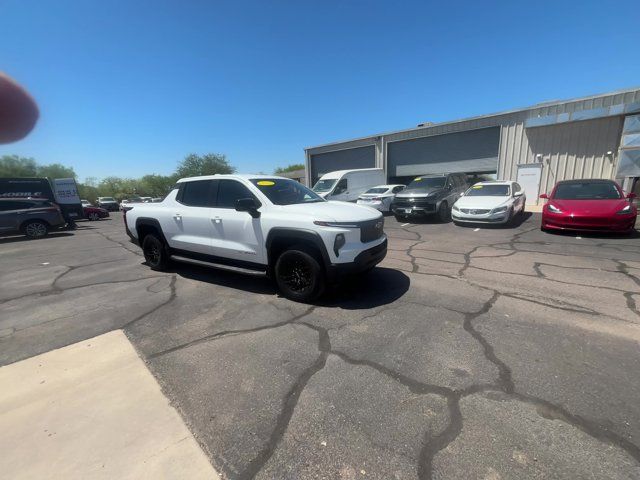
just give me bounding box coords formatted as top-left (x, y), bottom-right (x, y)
top-left (0, 232), bottom-right (75, 245)
top-left (319, 267), bottom-right (410, 309)
top-left (454, 211), bottom-right (533, 229)
top-left (165, 263), bottom-right (409, 309)
top-left (167, 263), bottom-right (276, 295)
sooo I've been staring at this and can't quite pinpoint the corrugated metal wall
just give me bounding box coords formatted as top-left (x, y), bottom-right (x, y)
top-left (500, 116), bottom-right (624, 195)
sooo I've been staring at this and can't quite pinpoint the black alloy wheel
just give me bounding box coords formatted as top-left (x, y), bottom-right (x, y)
top-left (23, 220), bottom-right (49, 238)
top-left (275, 249), bottom-right (324, 302)
top-left (142, 234), bottom-right (168, 271)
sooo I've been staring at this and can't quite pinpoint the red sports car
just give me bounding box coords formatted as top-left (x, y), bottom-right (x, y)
top-left (540, 179), bottom-right (637, 233)
top-left (83, 206), bottom-right (110, 221)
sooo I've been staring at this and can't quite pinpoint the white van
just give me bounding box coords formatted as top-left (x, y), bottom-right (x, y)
top-left (312, 168), bottom-right (386, 202)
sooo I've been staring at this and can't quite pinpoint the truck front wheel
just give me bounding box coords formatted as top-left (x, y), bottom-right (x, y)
top-left (275, 249), bottom-right (325, 302)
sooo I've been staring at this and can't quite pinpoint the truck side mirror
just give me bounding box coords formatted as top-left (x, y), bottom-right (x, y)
top-left (235, 198), bottom-right (261, 218)
top-left (539, 193), bottom-right (548, 199)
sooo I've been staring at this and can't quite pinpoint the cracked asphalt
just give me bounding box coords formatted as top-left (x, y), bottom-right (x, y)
top-left (1, 212), bottom-right (640, 479)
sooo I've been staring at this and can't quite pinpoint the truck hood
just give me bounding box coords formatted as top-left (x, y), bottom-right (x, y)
top-left (396, 187), bottom-right (444, 198)
top-left (279, 201), bottom-right (382, 222)
top-left (455, 196), bottom-right (512, 210)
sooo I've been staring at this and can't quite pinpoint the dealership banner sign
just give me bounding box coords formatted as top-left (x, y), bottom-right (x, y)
top-left (53, 178), bottom-right (81, 204)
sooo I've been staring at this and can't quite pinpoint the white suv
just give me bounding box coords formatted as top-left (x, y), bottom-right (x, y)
top-left (124, 175), bottom-right (387, 302)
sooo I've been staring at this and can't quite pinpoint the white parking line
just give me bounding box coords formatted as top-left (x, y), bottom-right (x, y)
top-left (401, 223), bottom-right (410, 227)
top-left (576, 236), bottom-right (582, 240)
top-left (473, 228), bottom-right (480, 232)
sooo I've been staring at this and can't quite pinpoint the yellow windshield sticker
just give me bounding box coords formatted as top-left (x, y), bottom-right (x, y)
top-left (414, 177), bottom-right (422, 181)
top-left (257, 180), bottom-right (275, 186)
top-left (472, 185), bottom-right (483, 189)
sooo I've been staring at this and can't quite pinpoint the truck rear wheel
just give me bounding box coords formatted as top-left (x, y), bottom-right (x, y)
top-left (142, 234), bottom-right (169, 271)
top-left (275, 249), bottom-right (325, 302)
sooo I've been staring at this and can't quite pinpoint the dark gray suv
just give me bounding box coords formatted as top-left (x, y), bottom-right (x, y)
top-left (391, 173), bottom-right (468, 222)
top-left (0, 198), bottom-right (66, 238)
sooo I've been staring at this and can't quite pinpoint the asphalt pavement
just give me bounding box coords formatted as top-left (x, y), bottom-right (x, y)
top-left (1, 211), bottom-right (639, 479)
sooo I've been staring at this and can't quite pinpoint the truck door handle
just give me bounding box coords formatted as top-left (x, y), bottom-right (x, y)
top-left (212, 217), bottom-right (222, 224)
top-left (173, 213), bottom-right (182, 220)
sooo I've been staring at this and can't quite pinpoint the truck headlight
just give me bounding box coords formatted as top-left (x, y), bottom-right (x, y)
top-left (492, 206), bottom-right (508, 214)
top-left (452, 204), bottom-right (460, 212)
top-left (334, 233), bottom-right (346, 256)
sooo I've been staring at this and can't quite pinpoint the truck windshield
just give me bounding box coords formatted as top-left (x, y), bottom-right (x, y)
top-left (101, 197), bottom-right (115, 202)
top-left (406, 177), bottom-right (446, 190)
top-left (312, 179), bottom-right (337, 193)
top-left (250, 178), bottom-right (325, 205)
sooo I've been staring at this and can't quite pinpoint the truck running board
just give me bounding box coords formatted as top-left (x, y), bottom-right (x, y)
top-left (170, 255), bottom-right (267, 276)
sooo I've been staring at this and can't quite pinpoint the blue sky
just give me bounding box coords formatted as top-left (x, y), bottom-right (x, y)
top-left (1, 0), bottom-right (639, 181)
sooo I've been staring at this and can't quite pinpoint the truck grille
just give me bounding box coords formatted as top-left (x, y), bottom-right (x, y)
top-left (360, 218), bottom-right (384, 243)
top-left (392, 198), bottom-right (436, 211)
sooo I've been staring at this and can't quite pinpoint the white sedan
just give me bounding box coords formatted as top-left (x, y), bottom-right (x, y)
top-left (356, 184), bottom-right (406, 212)
top-left (452, 181), bottom-right (526, 225)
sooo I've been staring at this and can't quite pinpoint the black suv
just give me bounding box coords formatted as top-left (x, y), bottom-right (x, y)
top-left (391, 173), bottom-right (467, 222)
top-left (0, 198), bottom-right (66, 238)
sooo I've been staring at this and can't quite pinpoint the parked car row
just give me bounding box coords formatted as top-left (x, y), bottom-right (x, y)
top-left (342, 170), bottom-right (636, 234)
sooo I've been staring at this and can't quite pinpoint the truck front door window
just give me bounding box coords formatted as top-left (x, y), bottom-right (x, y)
top-left (216, 180), bottom-right (257, 208)
top-left (333, 179), bottom-right (348, 195)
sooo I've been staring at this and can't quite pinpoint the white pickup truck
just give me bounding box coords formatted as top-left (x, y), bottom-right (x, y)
top-left (124, 174), bottom-right (387, 302)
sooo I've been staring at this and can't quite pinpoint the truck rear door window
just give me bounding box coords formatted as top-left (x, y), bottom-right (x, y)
top-left (179, 180), bottom-right (216, 207)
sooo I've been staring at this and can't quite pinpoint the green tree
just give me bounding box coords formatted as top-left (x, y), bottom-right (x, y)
top-left (175, 153), bottom-right (235, 178)
top-left (77, 183), bottom-right (99, 203)
top-left (274, 163), bottom-right (305, 174)
top-left (97, 176), bottom-right (126, 198)
top-left (139, 174), bottom-right (177, 197)
top-left (36, 163), bottom-right (76, 180)
top-left (0, 155), bottom-right (37, 177)
top-left (83, 177), bottom-right (99, 188)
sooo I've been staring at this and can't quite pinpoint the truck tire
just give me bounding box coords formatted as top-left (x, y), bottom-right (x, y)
top-left (438, 201), bottom-right (450, 223)
top-left (23, 220), bottom-right (49, 238)
top-left (275, 248), bottom-right (325, 302)
top-left (394, 214), bottom-right (406, 222)
top-left (142, 234), bottom-right (169, 271)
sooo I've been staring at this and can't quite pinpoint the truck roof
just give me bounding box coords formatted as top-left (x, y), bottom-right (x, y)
top-left (318, 168), bottom-right (383, 180)
top-left (176, 174), bottom-right (289, 183)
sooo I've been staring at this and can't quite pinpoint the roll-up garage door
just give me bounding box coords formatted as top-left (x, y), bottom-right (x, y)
top-left (387, 127), bottom-right (500, 179)
top-left (310, 145), bottom-right (376, 185)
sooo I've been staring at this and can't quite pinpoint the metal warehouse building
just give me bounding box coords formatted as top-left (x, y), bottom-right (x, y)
top-left (305, 87), bottom-right (640, 204)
